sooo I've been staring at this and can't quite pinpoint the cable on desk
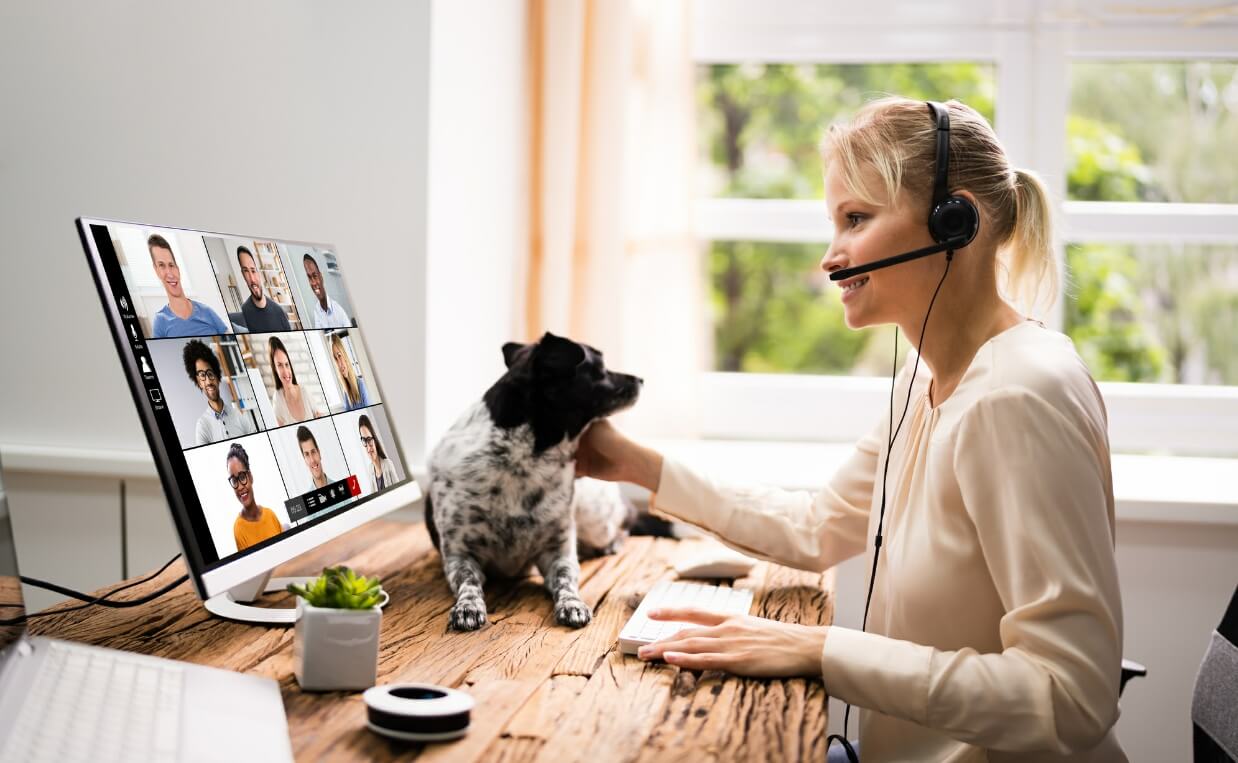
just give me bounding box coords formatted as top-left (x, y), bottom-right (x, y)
top-left (0, 553), bottom-right (186, 626)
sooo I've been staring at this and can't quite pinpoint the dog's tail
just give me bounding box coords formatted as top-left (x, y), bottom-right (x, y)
top-left (625, 500), bottom-right (675, 538)
top-left (424, 490), bottom-right (441, 550)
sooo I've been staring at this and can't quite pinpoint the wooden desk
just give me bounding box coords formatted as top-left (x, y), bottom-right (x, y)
top-left (30, 520), bottom-right (833, 761)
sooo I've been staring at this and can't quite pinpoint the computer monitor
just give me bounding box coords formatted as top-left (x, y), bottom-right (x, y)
top-left (76, 217), bottom-right (422, 624)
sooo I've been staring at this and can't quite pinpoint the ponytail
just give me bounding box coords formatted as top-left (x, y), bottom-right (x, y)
top-left (1003, 168), bottom-right (1058, 316)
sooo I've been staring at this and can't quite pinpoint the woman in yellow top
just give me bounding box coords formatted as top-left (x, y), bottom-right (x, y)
top-left (227, 443), bottom-right (284, 552)
top-left (577, 98), bottom-right (1125, 761)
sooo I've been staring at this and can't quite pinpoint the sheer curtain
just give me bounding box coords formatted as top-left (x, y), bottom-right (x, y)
top-left (520, 0), bottom-right (705, 438)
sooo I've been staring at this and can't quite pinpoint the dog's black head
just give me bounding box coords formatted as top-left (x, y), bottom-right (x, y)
top-left (483, 332), bottom-right (642, 454)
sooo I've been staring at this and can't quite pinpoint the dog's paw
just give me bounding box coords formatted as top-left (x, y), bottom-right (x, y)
top-left (449, 600), bottom-right (488, 631)
top-left (555, 597), bottom-right (592, 628)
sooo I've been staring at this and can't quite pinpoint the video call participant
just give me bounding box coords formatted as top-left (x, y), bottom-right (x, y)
top-left (269, 336), bottom-right (325, 426)
top-left (296, 426), bottom-right (332, 491)
top-left (358, 414), bottom-right (398, 493)
top-left (227, 443), bottom-right (284, 552)
top-left (302, 254), bottom-right (351, 329)
top-left (237, 245), bottom-right (291, 332)
top-left (149, 234), bottom-right (230, 338)
top-left (330, 334), bottom-right (371, 411)
top-left (184, 340), bottom-right (257, 445)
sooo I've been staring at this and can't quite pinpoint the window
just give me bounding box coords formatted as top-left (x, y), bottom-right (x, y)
top-left (694, 0), bottom-right (1238, 456)
top-left (1068, 61), bottom-right (1238, 205)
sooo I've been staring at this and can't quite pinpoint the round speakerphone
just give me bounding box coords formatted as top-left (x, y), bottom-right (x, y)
top-left (363, 683), bottom-right (476, 742)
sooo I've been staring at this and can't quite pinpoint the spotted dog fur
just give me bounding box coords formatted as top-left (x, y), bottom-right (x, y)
top-left (426, 333), bottom-right (643, 631)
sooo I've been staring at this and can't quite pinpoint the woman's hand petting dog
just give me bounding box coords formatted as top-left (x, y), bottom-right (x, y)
top-left (636, 608), bottom-right (829, 679)
top-left (576, 420), bottom-right (663, 492)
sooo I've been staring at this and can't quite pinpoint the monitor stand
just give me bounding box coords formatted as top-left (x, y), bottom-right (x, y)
top-left (203, 571), bottom-right (314, 625)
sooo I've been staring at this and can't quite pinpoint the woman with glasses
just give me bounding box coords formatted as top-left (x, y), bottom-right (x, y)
top-left (183, 339), bottom-right (256, 445)
top-left (227, 443), bottom-right (284, 552)
top-left (269, 336), bottom-right (324, 427)
top-left (358, 414), bottom-right (398, 493)
top-left (329, 333), bottom-right (371, 412)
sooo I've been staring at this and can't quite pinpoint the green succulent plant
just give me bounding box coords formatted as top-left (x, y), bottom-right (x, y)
top-left (287, 566), bottom-right (385, 610)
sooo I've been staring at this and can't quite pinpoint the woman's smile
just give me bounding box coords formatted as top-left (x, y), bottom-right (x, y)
top-left (838, 275), bottom-right (870, 302)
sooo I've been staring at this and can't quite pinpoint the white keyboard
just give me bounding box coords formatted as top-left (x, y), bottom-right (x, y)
top-left (2, 641), bottom-right (184, 763)
top-left (618, 580), bottom-right (754, 656)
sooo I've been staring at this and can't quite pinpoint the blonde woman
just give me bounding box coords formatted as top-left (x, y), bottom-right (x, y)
top-left (577, 98), bottom-right (1124, 761)
top-left (269, 336), bottom-right (324, 426)
top-left (330, 333), bottom-right (371, 412)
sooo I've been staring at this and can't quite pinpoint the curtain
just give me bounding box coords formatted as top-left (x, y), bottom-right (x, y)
top-left (520, 0), bottom-right (704, 438)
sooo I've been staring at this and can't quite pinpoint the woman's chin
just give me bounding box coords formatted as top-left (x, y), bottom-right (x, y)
top-left (842, 307), bottom-right (871, 330)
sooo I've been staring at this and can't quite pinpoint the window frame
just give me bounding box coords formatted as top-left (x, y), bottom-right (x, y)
top-left (693, 0), bottom-right (1238, 455)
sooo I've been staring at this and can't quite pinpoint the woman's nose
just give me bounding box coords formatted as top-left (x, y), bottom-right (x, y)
top-left (820, 243), bottom-right (847, 275)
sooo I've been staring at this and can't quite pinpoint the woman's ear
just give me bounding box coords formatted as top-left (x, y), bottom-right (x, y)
top-left (954, 189), bottom-right (980, 212)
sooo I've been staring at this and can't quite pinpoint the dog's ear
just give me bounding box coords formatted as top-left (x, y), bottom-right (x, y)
top-left (532, 333), bottom-right (585, 378)
top-left (502, 342), bottom-right (526, 369)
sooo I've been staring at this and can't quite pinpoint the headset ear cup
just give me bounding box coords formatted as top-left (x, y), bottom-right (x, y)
top-left (929, 196), bottom-right (979, 247)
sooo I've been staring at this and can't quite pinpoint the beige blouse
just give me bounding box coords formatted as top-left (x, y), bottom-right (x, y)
top-left (654, 321), bottom-right (1126, 762)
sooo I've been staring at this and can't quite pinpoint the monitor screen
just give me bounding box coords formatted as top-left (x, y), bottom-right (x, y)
top-left (77, 219), bottom-right (415, 590)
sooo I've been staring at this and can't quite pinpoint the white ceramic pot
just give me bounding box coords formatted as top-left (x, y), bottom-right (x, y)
top-left (293, 595), bottom-right (385, 691)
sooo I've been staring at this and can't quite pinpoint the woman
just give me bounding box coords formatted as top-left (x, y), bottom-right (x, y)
top-left (269, 336), bottom-right (324, 426)
top-left (227, 443), bottom-right (283, 552)
top-left (358, 414), bottom-right (398, 493)
top-left (330, 333), bottom-right (371, 411)
top-left (577, 98), bottom-right (1125, 761)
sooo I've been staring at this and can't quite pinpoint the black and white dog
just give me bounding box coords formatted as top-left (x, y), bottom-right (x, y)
top-left (425, 332), bottom-right (647, 631)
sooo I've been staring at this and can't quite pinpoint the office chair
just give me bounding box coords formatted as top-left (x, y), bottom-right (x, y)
top-left (1191, 584), bottom-right (1238, 762)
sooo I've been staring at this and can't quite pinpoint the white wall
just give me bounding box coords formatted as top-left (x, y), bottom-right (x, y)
top-left (0, 0), bottom-right (431, 465)
top-left (425, 0), bottom-right (529, 449)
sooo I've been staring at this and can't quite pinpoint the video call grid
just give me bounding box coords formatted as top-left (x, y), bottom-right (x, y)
top-left (100, 222), bottom-right (407, 562)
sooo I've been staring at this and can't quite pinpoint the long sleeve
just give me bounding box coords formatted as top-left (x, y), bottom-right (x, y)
top-left (652, 423), bottom-right (879, 573)
top-left (819, 387), bottom-right (1123, 755)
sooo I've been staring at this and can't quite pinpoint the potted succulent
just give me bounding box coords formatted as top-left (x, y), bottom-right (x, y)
top-left (288, 566), bottom-right (388, 691)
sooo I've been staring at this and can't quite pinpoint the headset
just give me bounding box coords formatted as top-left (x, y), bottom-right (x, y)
top-left (825, 101), bottom-right (977, 763)
top-left (827, 101), bottom-right (979, 283)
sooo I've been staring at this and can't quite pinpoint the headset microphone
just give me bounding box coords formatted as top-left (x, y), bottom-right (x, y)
top-left (828, 237), bottom-right (966, 282)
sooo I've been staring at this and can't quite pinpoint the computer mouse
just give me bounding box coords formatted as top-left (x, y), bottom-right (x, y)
top-left (674, 548), bottom-right (757, 579)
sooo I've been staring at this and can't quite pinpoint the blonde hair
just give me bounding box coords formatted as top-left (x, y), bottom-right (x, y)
top-left (822, 97), bottom-right (1057, 314)
top-left (330, 333), bottom-right (361, 405)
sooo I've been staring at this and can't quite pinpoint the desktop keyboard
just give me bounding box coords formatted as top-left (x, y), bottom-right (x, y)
top-left (618, 580), bottom-right (754, 656)
top-left (2, 641), bottom-right (183, 763)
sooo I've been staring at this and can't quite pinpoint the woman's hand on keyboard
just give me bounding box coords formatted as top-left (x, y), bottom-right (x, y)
top-left (636, 607), bottom-right (829, 678)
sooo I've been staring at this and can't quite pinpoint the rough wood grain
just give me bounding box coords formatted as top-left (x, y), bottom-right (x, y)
top-left (27, 521), bottom-right (833, 762)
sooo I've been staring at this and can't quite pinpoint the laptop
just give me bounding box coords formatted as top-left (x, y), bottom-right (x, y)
top-left (0, 459), bottom-right (294, 762)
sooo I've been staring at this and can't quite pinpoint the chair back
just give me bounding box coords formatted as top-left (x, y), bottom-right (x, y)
top-left (1191, 584), bottom-right (1238, 762)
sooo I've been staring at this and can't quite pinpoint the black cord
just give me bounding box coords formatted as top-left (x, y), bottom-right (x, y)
top-left (0, 554), bottom-right (185, 627)
top-left (826, 251), bottom-right (954, 762)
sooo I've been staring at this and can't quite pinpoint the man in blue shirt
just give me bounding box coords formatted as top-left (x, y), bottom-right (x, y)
top-left (148, 234), bottom-right (230, 338)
